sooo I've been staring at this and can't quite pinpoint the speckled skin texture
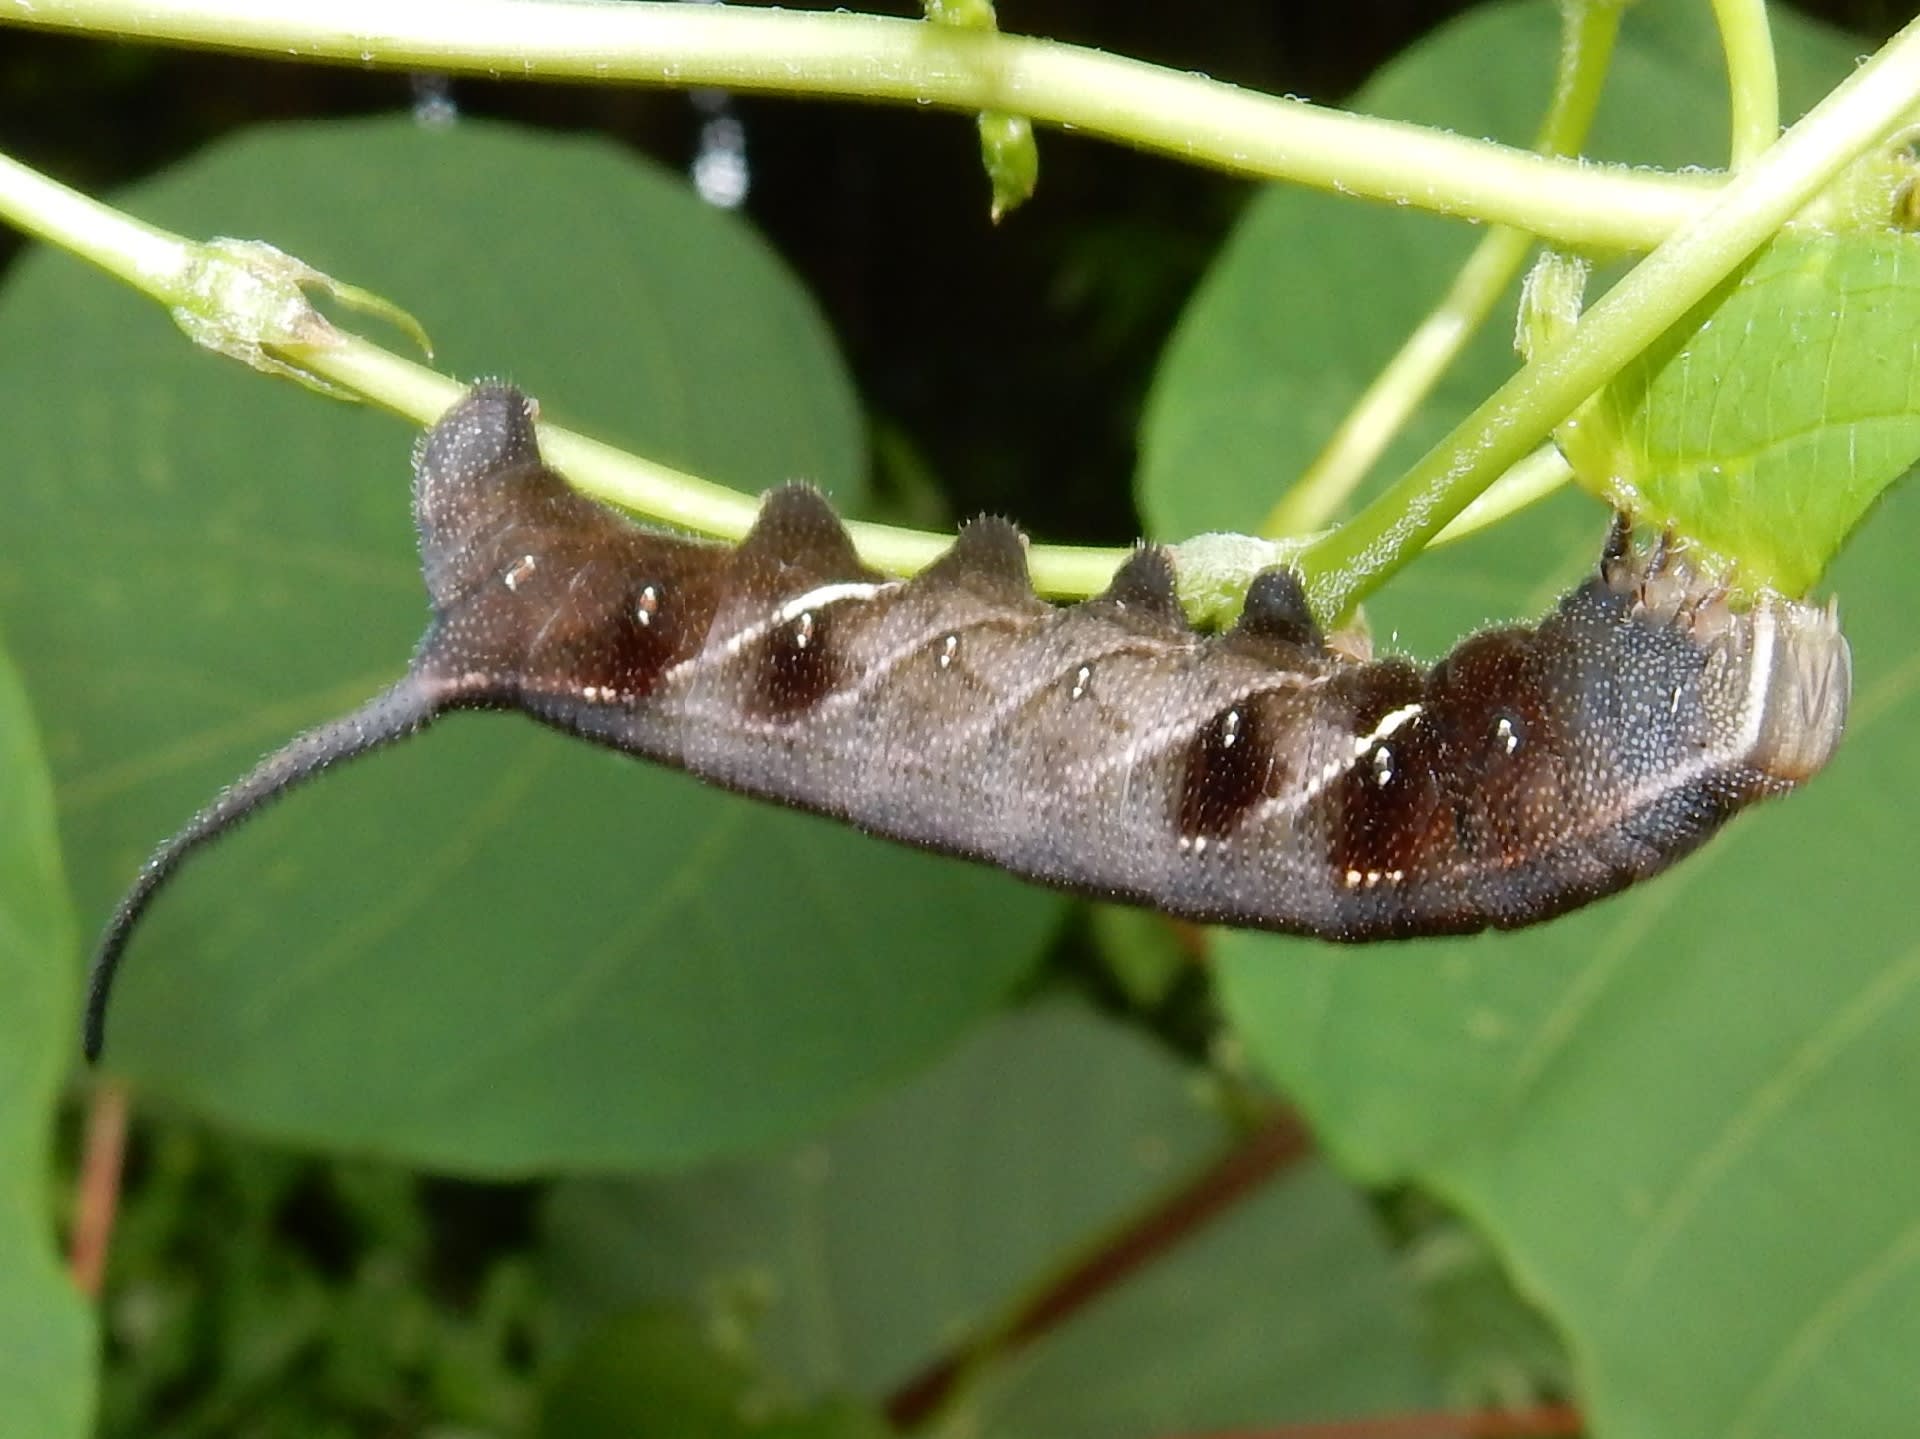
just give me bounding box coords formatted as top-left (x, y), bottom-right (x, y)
top-left (83, 383), bottom-right (1852, 1058)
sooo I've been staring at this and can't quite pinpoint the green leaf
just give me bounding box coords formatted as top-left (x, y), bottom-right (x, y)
top-left (537, 1306), bottom-right (762, 1439)
top-left (0, 116), bottom-right (1060, 1172)
top-left (538, 1305), bottom-right (891, 1439)
top-left (543, 1000), bottom-right (1441, 1434)
top-left (1218, 484), bottom-right (1920, 1437)
top-left (1138, 0), bottom-right (1866, 547)
top-left (0, 641), bottom-right (95, 1437)
top-left (1569, 229), bottom-right (1920, 595)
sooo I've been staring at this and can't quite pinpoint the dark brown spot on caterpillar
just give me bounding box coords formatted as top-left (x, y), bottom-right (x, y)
top-left (1178, 701), bottom-right (1276, 842)
top-left (1425, 630), bottom-right (1566, 865)
top-left (566, 571), bottom-right (697, 703)
top-left (1324, 661), bottom-right (1434, 892)
top-left (752, 603), bottom-right (845, 720)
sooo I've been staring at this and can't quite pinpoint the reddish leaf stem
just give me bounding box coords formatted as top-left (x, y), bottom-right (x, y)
top-left (885, 1111), bottom-right (1312, 1430)
top-left (69, 1079), bottom-right (130, 1299)
top-left (1165, 1404), bottom-right (1584, 1438)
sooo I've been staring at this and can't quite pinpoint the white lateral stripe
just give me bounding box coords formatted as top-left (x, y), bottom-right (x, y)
top-left (1355, 701), bottom-right (1424, 751)
top-left (1733, 603), bottom-right (1777, 759)
top-left (1079, 677), bottom-right (1328, 789)
top-left (676, 581), bottom-right (898, 674)
top-left (776, 581), bottom-right (891, 623)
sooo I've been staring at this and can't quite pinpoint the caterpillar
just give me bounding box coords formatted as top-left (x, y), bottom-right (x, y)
top-left (82, 383), bottom-right (1852, 1059)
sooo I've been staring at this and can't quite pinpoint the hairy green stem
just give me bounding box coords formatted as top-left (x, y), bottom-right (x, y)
top-left (1713, 0), bottom-right (1781, 167)
top-left (0, 0), bottom-right (1715, 249)
top-left (1297, 11), bottom-right (1920, 619)
top-left (1261, 0), bottom-right (1622, 538)
top-left (1434, 444), bottom-right (1574, 546)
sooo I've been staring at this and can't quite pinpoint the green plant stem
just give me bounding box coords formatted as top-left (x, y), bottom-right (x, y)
top-left (1261, 0), bottom-right (1621, 538)
top-left (283, 338), bottom-right (1141, 592)
top-left (1433, 445), bottom-right (1574, 546)
top-left (1297, 11), bottom-right (1920, 620)
top-left (0, 0), bottom-right (1715, 250)
top-left (285, 337), bottom-right (1136, 593)
top-left (1713, 0), bottom-right (1781, 167)
top-left (0, 141), bottom-right (1129, 592)
top-left (0, 150), bottom-right (190, 293)
top-left (0, 129), bottom-right (1574, 600)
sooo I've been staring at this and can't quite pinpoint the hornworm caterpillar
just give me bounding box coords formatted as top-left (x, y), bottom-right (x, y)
top-left (82, 384), bottom-right (1851, 1059)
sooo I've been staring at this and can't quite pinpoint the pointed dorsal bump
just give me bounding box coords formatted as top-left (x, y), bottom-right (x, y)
top-left (1233, 568), bottom-right (1324, 650)
top-left (915, 516), bottom-right (1035, 603)
top-left (735, 483), bottom-right (874, 586)
top-left (1093, 546), bottom-right (1188, 630)
top-left (415, 383), bottom-right (579, 603)
top-left (414, 382), bottom-right (543, 509)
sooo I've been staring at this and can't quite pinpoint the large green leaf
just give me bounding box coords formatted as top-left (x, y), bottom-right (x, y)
top-left (1220, 485), bottom-right (1920, 1439)
top-left (0, 642), bottom-right (94, 1437)
top-left (1571, 228), bottom-right (1920, 595)
top-left (0, 117), bottom-right (1060, 1172)
top-left (543, 1000), bottom-right (1442, 1435)
top-left (1142, 4), bottom-right (1918, 1438)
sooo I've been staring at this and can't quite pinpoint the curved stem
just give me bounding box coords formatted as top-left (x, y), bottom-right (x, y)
top-left (0, 140), bottom-right (1130, 596)
top-left (1261, 227), bottom-right (1541, 539)
top-left (1298, 11), bottom-right (1920, 620)
top-left (1263, 0), bottom-right (1621, 537)
top-left (274, 336), bottom-right (1136, 595)
top-left (1713, 0), bottom-right (1781, 168)
top-left (0, 0), bottom-right (1714, 250)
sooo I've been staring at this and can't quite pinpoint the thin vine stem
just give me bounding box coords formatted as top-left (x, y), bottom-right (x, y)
top-left (0, 0), bottom-right (1716, 250)
top-left (1713, 0), bottom-right (1782, 167)
top-left (0, 143), bottom-right (1132, 592)
top-left (0, 134), bottom-right (1560, 603)
top-left (1261, 0), bottom-right (1623, 538)
top-left (1297, 9), bottom-right (1920, 620)
top-left (286, 337), bottom-right (1138, 595)
top-left (0, 150), bottom-right (189, 293)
